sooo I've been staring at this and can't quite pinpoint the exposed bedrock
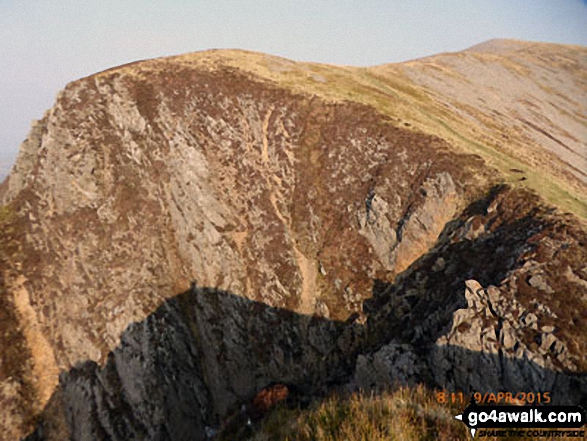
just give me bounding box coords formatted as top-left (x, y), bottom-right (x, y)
top-left (1, 53), bottom-right (585, 439)
top-left (1, 64), bottom-right (494, 440)
top-left (25, 186), bottom-right (587, 440)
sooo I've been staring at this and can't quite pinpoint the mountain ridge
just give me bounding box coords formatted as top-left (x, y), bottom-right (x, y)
top-left (1, 40), bottom-right (586, 440)
top-left (11, 38), bottom-right (584, 216)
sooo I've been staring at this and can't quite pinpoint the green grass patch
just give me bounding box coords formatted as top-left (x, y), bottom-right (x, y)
top-left (419, 114), bottom-right (587, 219)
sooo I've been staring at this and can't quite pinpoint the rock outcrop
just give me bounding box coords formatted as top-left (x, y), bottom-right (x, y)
top-left (432, 279), bottom-right (585, 404)
top-left (24, 186), bottom-right (587, 440)
top-left (357, 186), bottom-right (587, 405)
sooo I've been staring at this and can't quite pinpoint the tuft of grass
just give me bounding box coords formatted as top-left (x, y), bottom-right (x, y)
top-left (251, 386), bottom-right (468, 441)
top-left (250, 386), bottom-right (587, 441)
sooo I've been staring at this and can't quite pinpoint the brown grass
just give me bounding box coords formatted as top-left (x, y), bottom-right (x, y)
top-left (250, 385), bottom-right (466, 441)
top-left (250, 386), bottom-right (587, 441)
top-left (78, 46), bottom-right (587, 219)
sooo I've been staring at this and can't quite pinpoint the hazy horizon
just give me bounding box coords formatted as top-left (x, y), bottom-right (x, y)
top-left (2, 0), bottom-right (587, 181)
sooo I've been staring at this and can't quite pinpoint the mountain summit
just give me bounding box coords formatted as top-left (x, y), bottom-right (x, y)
top-left (1, 40), bottom-right (586, 440)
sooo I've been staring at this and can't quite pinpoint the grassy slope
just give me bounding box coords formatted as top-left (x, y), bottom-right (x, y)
top-left (84, 42), bottom-right (587, 218)
top-left (391, 41), bottom-right (587, 219)
top-left (122, 42), bottom-right (584, 219)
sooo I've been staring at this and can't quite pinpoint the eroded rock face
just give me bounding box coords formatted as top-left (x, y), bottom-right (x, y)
top-left (432, 280), bottom-right (585, 404)
top-left (0, 58), bottom-right (485, 393)
top-left (1, 52), bottom-right (586, 440)
top-left (353, 343), bottom-right (425, 389)
top-left (356, 187), bottom-right (587, 405)
top-left (25, 286), bottom-right (363, 441)
top-left (25, 186), bottom-right (587, 440)
top-left (358, 172), bottom-right (458, 273)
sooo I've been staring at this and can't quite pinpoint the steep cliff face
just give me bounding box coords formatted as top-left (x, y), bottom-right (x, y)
top-left (24, 187), bottom-right (587, 441)
top-left (24, 287), bottom-right (360, 441)
top-left (0, 60), bottom-right (488, 367)
top-left (1, 43), bottom-right (586, 440)
top-left (357, 187), bottom-right (587, 405)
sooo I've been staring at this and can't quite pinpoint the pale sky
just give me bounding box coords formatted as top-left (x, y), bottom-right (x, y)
top-left (1, 0), bottom-right (586, 180)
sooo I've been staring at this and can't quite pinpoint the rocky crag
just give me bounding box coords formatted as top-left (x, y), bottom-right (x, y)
top-left (23, 186), bottom-right (587, 440)
top-left (0, 40), bottom-right (586, 440)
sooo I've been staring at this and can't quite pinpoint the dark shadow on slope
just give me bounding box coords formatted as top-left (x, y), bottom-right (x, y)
top-left (24, 289), bottom-right (587, 441)
top-left (24, 186), bottom-right (587, 440)
top-left (24, 285), bottom-right (365, 441)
